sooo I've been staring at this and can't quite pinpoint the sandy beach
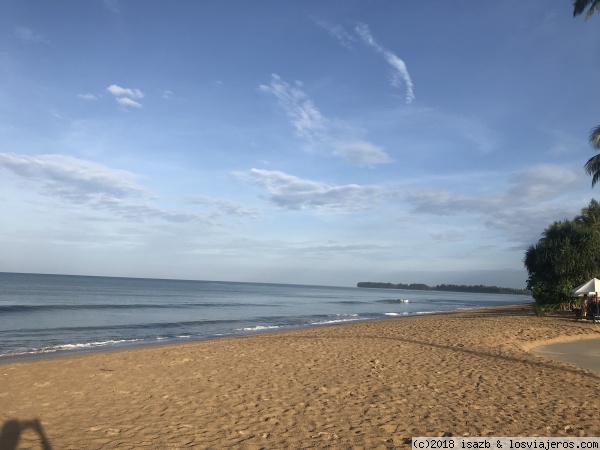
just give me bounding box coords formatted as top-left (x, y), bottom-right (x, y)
top-left (2, 304), bottom-right (600, 449)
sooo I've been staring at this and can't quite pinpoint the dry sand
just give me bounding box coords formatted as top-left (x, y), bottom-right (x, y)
top-left (2, 304), bottom-right (600, 449)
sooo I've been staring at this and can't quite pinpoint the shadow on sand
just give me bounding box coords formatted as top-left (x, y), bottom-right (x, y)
top-left (0, 419), bottom-right (52, 450)
top-left (288, 305), bottom-right (600, 380)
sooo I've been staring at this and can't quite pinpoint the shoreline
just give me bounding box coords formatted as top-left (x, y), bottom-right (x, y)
top-left (3, 303), bottom-right (600, 448)
top-left (0, 310), bottom-right (461, 365)
top-left (6, 303), bottom-right (594, 368)
top-left (1, 272), bottom-right (533, 361)
top-left (0, 304), bottom-right (520, 365)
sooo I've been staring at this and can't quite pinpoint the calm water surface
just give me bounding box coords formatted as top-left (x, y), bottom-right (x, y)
top-left (0, 272), bottom-right (531, 359)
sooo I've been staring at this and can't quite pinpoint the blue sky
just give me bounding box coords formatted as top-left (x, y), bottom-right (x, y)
top-left (1, 1), bottom-right (599, 288)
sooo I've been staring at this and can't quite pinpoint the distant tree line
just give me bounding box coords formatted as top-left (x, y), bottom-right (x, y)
top-left (356, 282), bottom-right (529, 295)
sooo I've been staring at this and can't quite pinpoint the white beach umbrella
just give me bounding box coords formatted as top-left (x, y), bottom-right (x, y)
top-left (571, 278), bottom-right (600, 296)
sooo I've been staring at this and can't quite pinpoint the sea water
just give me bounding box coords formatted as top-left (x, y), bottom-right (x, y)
top-left (0, 272), bottom-right (531, 359)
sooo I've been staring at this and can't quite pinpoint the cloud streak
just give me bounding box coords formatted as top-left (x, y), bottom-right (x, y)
top-left (354, 23), bottom-right (415, 104)
top-left (0, 153), bottom-right (260, 226)
top-left (77, 93), bottom-right (98, 101)
top-left (243, 168), bottom-right (387, 211)
top-left (259, 75), bottom-right (325, 142)
top-left (316, 20), bottom-right (415, 104)
top-left (116, 97), bottom-right (142, 108)
top-left (0, 153), bottom-right (146, 200)
top-left (106, 84), bottom-right (144, 108)
top-left (241, 164), bottom-right (583, 244)
top-left (107, 85), bottom-right (144, 99)
top-left (334, 140), bottom-right (392, 166)
top-left (314, 19), bottom-right (355, 48)
top-left (259, 74), bottom-right (392, 167)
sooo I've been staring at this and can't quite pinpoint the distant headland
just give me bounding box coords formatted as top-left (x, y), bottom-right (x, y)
top-left (357, 282), bottom-right (530, 295)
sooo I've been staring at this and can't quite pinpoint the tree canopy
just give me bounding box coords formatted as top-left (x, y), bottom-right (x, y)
top-left (524, 199), bottom-right (600, 305)
top-left (525, 5), bottom-right (600, 305)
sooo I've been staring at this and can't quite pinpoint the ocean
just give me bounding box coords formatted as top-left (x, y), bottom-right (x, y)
top-left (0, 272), bottom-right (531, 359)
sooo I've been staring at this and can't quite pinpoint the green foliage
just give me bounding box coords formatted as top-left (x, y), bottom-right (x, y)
top-left (524, 199), bottom-right (600, 306)
top-left (532, 303), bottom-right (559, 317)
top-left (544, 8), bottom-right (600, 302)
top-left (574, 198), bottom-right (600, 229)
top-left (573, 0), bottom-right (600, 20)
top-left (573, 5), bottom-right (600, 185)
top-left (584, 153), bottom-right (600, 187)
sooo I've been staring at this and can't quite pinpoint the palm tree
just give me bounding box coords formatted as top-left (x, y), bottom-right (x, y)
top-left (575, 198), bottom-right (600, 228)
top-left (584, 126), bottom-right (600, 187)
top-left (574, 0), bottom-right (600, 19)
top-left (574, 3), bottom-right (600, 185)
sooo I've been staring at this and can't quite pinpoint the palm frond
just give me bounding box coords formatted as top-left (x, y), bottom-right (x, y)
top-left (574, 0), bottom-right (591, 17)
top-left (586, 1), bottom-right (600, 19)
top-left (590, 125), bottom-right (600, 149)
top-left (574, 0), bottom-right (600, 19)
top-left (585, 154), bottom-right (600, 186)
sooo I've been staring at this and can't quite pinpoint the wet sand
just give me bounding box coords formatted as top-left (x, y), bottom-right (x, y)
top-left (2, 304), bottom-right (600, 449)
top-left (532, 338), bottom-right (600, 373)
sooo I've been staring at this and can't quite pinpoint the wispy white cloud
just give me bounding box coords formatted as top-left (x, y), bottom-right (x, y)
top-left (0, 153), bottom-right (213, 225)
top-left (0, 153), bottom-right (147, 200)
top-left (107, 85), bottom-right (144, 100)
top-left (400, 165), bottom-right (580, 217)
top-left (314, 19), bottom-right (355, 48)
top-left (162, 90), bottom-right (174, 99)
top-left (14, 27), bottom-right (48, 44)
top-left (334, 140), bottom-right (393, 166)
top-left (355, 23), bottom-right (414, 104)
top-left (77, 93), bottom-right (98, 101)
top-left (116, 97), bottom-right (142, 108)
top-left (242, 168), bottom-right (387, 211)
top-left (396, 165), bottom-right (581, 220)
top-left (259, 74), bottom-right (392, 166)
top-left (259, 74), bottom-right (326, 141)
top-left (241, 164), bottom-right (584, 244)
top-left (106, 84), bottom-right (144, 108)
top-left (315, 20), bottom-right (415, 104)
top-left (399, 165), bottom-right (583, 243)
top-left (504, 165), bottom-right (580, 204)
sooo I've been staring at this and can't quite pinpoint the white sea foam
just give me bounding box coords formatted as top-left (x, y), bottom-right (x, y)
top-left (236, 325), bottom-right (281, 332)
top-left (39, 338), bottom-right (144, 353)
top-left (311, 317), bottom-right (364, 325)
top-left (384, 312), bottom-right (409, 316)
